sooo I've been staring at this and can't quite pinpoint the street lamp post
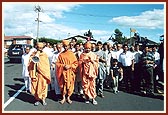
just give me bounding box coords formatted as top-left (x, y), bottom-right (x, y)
top-left (34, 5), bottom-right (42, 42)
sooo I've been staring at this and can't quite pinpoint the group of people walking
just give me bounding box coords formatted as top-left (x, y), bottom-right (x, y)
top-left (21, 38), bottom-right (164, 106)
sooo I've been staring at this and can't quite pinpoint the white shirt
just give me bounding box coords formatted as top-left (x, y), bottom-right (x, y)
top-left (51, 51), bottom-right (62, 64)
top-left (116, 49), bottom-right (123, 60)
top-left (134, 50), bottom-right (142, 64)
top-left (106, 51), bottom-right (113, 67)
top-left (22, 53), bottom-right (31, 77)
top-left (153, 51), bottom-right (160, 66)
top-left (29, 47), bottom-right (37, 56)
top-left (43, 47), bottom-right (53, 64)
top-left (119, 51), bottom-right (134, 66)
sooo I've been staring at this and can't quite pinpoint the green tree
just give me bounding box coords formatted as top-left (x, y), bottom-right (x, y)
top-left (33, 37), bottom-right (61, 46)
top-left (113, 28), bottom-right (127, 44)
top-left (84, 29), bottom-right (94, 40)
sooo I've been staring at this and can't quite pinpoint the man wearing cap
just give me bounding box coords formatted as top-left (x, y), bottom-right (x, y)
top-left (56, 40), bottom-right (78, 104)
top-left (79, 42), bottom-right (99, 105)
top-left (28, 42), bottom-right (51, 106)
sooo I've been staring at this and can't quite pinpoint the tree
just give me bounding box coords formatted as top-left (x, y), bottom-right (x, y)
top-left (84, 29), bottom-right (94, 41)
top-left (34, 37), bottom-right (61, 46)
top-left (113, 28), bottom-right (127, 44)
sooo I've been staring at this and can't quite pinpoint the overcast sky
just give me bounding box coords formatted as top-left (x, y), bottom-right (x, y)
top-left (3, 2), bottom-right (165, 43)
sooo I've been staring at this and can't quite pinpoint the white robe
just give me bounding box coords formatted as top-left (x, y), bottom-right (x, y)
top-left (51, 51), bottom-right (61, 94)
top-left (22, 53), bottom-right (31, 91)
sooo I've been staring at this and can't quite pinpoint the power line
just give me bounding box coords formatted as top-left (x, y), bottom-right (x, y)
top-left (45, 10), bottom-right (113, 18)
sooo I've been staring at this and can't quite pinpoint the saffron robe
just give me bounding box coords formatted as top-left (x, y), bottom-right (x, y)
top-left (56, 50), bottom-right (78, 96)
top-left (79, 51), bottom-right (99, 99)
top-left (28, 52), bottom-right (51, 100)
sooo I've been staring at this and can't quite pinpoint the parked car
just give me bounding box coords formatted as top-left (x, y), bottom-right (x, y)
top-left (7, 44), bottom-right (32, 62)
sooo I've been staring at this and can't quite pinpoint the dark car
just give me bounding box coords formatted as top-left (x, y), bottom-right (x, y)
top-left (7, 44), bottom-right (32, 62)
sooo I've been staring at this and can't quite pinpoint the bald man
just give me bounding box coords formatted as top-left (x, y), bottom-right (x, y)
top-left (28, 42), bottom-right (51, 106)
top-left (56, 40), bottom-right (78, 104)
top-left (79, 42), bottom-right (99, 105)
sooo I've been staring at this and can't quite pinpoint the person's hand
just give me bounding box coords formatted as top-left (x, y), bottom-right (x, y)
top-left (88, 56), bottom-right (94, 64)
top-left (145, 60), bottom-right (149, 64)
top-left (51, 64), bottom-right (55, 69)
top-left (132, 67), bottom-right (134, 71)
top-left (119, 76), bottom-right (123, 81)
top-left (31, 78), bottom-right (37, 82)
top-left (64, 65), bottom-right (71, 70)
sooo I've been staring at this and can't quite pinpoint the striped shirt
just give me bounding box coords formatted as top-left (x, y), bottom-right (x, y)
top-left (141, 51), bottom-right (155, 67)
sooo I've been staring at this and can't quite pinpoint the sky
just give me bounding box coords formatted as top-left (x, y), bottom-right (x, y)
top-left (3, 2), bottom-right (165, 43)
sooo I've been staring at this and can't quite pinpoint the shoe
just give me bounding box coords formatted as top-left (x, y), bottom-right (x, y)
top-left (114, 91), bottom-right (117, 94)
top-left (100, 94), bottom-right (105, 98)
top-left (85, 99), bottom-right (89, 104)
top-left (34, 101), bottom-right (39, 106)
top-left (106, 85), bottom-right (110, 89)
top-left (92, 99), bottom-right (98, 105)
top-left (116, 90), bottom-right (119, 93)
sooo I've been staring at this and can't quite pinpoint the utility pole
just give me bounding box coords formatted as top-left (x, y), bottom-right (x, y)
top-left (34, 5), bottom-right (42, 42)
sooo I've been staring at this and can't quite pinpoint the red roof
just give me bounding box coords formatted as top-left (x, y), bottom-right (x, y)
top-left (4, 36), bottom-right (33, 40)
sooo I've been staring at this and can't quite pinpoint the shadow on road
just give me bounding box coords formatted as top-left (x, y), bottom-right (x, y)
top-left (13, 78), bottom-right (24, 83)
top-left (8, 90), bottom-right (35, 104)
top-left (47, 90), bottom-right (85, 103)
top-left (5, 83), bottom-right (24, 91)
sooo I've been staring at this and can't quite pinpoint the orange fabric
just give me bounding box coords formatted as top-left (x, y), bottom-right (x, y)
top-left (28, 52), bottom-right (51, 100)
top-left (62, 40), bottom-right (70, 46)
top-left (84, 42), bottom-right (91, 49)
top-left (56, 50), bottom-right (78, 96)
top-left (37, 42), bottom-right (44, 47)
top-left (79, 51), bottom-right (99, 99)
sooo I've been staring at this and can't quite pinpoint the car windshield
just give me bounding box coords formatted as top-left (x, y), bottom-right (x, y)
top-left (11, 45), bottom-right (22, 50)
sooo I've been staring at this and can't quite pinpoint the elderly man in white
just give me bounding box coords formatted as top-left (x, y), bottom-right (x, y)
top-left (21, 46), bottom-right (31, 93)
top-left (51, 43), bottom-right (63, 95)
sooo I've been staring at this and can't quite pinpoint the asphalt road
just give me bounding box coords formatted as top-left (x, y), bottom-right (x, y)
top-left (3, 57), bottom-right (165, 113)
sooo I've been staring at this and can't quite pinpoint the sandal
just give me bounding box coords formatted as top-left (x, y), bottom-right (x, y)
top-left (92, 99), bottom-right (98, 105)
top-left (59, 99), bottom-right (65, 104)
top-left (42, 101), bottom-right (47, 106)
top-left (67, 99), bottom-right (72, 104)
top-left (34, 101), bottom-right (39, 106)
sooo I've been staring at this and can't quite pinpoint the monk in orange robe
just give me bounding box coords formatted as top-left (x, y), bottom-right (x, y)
top-left (56, 40), bottom-right (78, 104)
top-left (28, 42), bottom-right (51, 106)
top-left (79, 42), bottom-right (99, 105)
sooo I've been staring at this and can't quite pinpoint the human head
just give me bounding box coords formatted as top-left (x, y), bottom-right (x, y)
top-left (130, 45), bottom-right (135, 52)
top-left (123, 44), bottom-right (129, 52)
top-left (117, 44), bottom-right (122, 51)
top-left (97, 41), bottom-right (103, 50)
top-left (143, 45), bottom-right (149, 53)
top-left (84, 42), bottom-right (92, 53)
top-left (62, 40), bottom-right (70, 51)
top-left (25, 46), bottom-right (30, 54)
top-left (113, 59), bottom-right (118, 65)
top-left (70, 42), bottom-right (74, 49)
top-left (71, 37), bottom-right (77, 45)
top-left (152, 45), bottom-right (158, 52)
top-left (74, 43), bottom-right (80, 51)
top-left (56, 43), bottom-right (63, 53)
top-left (37, 42), bottom-right (44, 52)
top-left (103, 42), bottom-right (108, 51)
top-left (91, 43), bottom-right (96, 51)
top-left (135, 44), bottom-right (140, 51)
